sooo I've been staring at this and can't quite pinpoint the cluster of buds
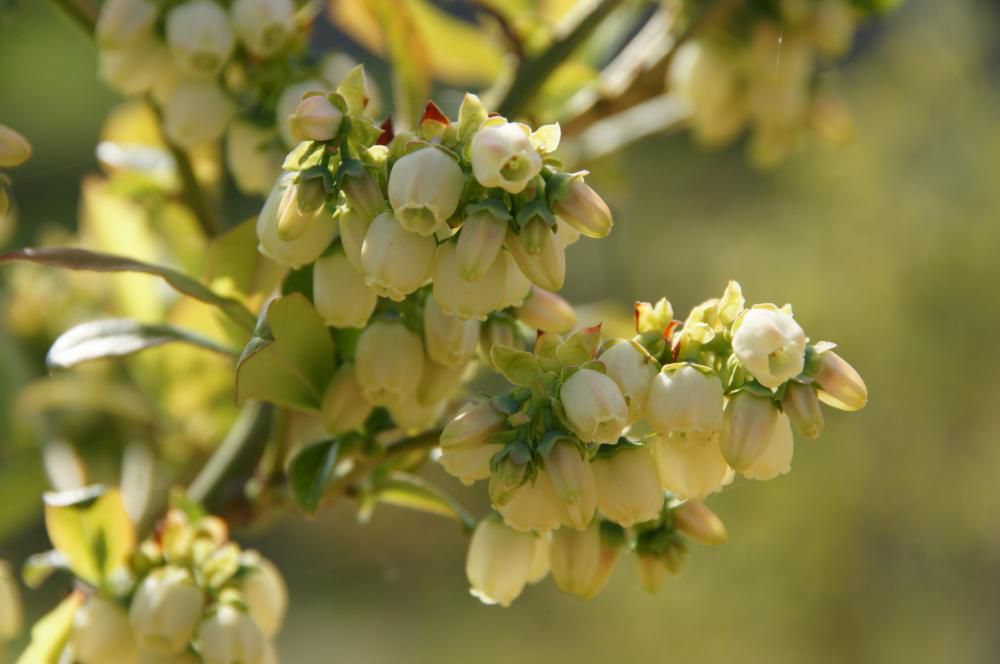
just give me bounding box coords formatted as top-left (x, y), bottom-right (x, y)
top-left (443, 281), bottom-right (866, 604)
top-left (0, 123), bottom-right (32, 219)
top-left (668, 0), bottom-right (865, 165)
top-left (64, 509), bottom-right (287, 664)
top-left (95, 0), bottom-right (345, 194)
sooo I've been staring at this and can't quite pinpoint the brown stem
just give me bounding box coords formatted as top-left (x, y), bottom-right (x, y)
top-left (50, 0), bottom-right (99, 33)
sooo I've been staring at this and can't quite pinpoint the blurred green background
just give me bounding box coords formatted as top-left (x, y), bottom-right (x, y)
top-left (2, 0), bottom-right (1000, 662)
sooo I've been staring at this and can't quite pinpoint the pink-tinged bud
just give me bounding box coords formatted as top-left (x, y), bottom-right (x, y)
top-left (560, 369), bottom-right (629, 445)
top-left (313, 250), bottom-right (377, 328)
top-left (239, 552), bottom-right (287, 638)
top-left (337, 207), bottom-right (369, 274)
top-left (650, 433), bottom-right (731, 500)
top-left (495, 471), bottom-right (566, 533)
top-left (814, 350), bottom-right (867, 411)
top-left (257, 174), bottom-right (337, 268)
top-left (423, 295), bottom-right (481, 368)
top-left (600, 340), bottom-right (660, 423)
top-left (636, 553), bottom-right (670, 594)
top-left (165, 1), bottom-right (235, 77)
top-left (73, 596), bottom-right (140, 664)
top-left (0, 124), bottom-right (31, 168)
top-left (782, 381), bottom-right (824, 438)
top-left (545, 440), bottom-right (597, 530)
top-left (455, 209), bottom-right (508, 281)
top-left (230, 0), bottom-right (296, 58)
top-left (646, 364), bottom-right (724, 437)
top-left (506, 223), bottom-right (566, 292)
top-left (470, 122), bottom-right (542, 194)
top-left (498, 252), bottom-right (532, 309)
top-left (129, 566), bottom-right (205, 656)
top-left (515, 286), bottom-right (576, 333)
top-left (97, 0), bottom-right (157, 47)
top-left (741, 412), bottom-right (794, 481)
top-left (732, 308), bottom-right (807, 389)
top-left (276, 80), bottom-right (329, 147)
top-left (354, 321), bottom-right (424, 407)
top-left (552, 179), bottom-right (613, 239)
top-left (550, 520), bottom-right (623, 600)
top-left (342, 168), bottom-right (386, 223)
top-left (163, 80), bottom-right (235, 149)
top-left (275, 179), bottom-right (320, 241)
top-left (361, 211), bottom-right (437, 301)
top-left (432, 242), bottom-right (507, 321)
top-left (719, 392), bottom-right (779, 472)
top-left (389, 398), bottom-right (446, 435)
top-left (98, 36), bottom-right (171, 97)
top-left (388, 147), bottom-right (465, 236)
top-left (321, 365), bottom-right (372, 435)
top-left (226, 121), bottom-right (283, 195)
top-left (591, 446), bottom-right (664, 527)
top-left (466, 517), bottom-right (537, 607)
top-left (289, 94), bottom-right (343, 142)
top-left (197, 604), bottom-right (266, 664)
top-left (673, 499), bottom-right (727, 546)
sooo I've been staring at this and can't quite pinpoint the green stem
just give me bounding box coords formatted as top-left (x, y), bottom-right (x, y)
top-left (164, 137), bottom-right (225, 238)
top-left (50, 0), bottom-right (99, 33)
top-left (496, 0), bottom-right (623, 119)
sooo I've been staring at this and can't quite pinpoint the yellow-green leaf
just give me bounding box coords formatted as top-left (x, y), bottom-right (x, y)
top-left (15, 591), bottom-right (83, 664)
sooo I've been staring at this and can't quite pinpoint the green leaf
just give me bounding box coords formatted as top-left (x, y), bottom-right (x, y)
top-left (0, 247), bottom-right (257, 331)
top-left (235, 294), bottom-right (336, 411)
top-left (457, 93), bottom-right (488, 142)
top-left (43, 486), bottom-right (135, 589)
top-left (288, 439), bottom-right (341, 514)
top-left (490, 345), bottom-right (543, 386)
top-left (46, 319), bottom-right (235, 370)
top-left (371, 471), bottom-right (475, 532)
top-left (205, 217), bottom-right (285, 299)
top-left (530, 123), bottom-right (561, 154)
top-left (556, 324), bottom-right (603, 366)
top-left (15, 591), bottom-right (83, 664)
top-left (22, 550), bottom-right (67, 590)
top-left (336, 64), bottom-right (370, 115)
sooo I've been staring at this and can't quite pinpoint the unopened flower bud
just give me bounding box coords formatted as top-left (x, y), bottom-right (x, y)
top-left (96, 0), bottom-right (156, 49)
top-left (466, 517), bottom-right (537, 607)
top-left (719, 392), bottom-right (779, 472)
top-left (455, 209), bottom-right (508, 281)
top-left (355, 321), bottom-right (424, 406)
top-left (277, 80), bottom-right (329, 147)
top-left (231, 0), bottom-right (296, 58)
top-left (550, 520), bottom-right (624, 600)
top-left (337, 207), bottom-right (369, 274)
top-left (289, 94), bottom-right (343, 142)
top-left (495, 471), bottom-right (565, 533)
top-left (600, 340), bottom-right (660, 423)
top-left (634, 298), bottom-right (673, 334)
top-left (470, 122), bottom-right (542, 194)
top-left (732, 307), bottom-right (807, 388)
top-left (782, 381), bottom-right (824, 438)
top-left (552, 178), bottom-right (613, 239)
top-left (560, 368), bottom-right (629, 445)
top-left (591, 446), bottom-right (664, 527)
top-left (650, 433), bottom-right (731, 500)
top-left (313, 250), bottom-right (377, 328)
top-left (554, 217), bottom-right (581, 247)
top-left (226, 121), bottom-right (283, 195)
top-left (506, 221), bottom-right (565, 291)
top-left (388, 147), bottom-right (465, 236)
top-left (257, 174), bottom-right (338, 268)
top-left (361, 212), bottom-right (437, 301)
top-left (813, 350), bottom-right (867, 411)
top-left (423, 295), bottom-right (481, 368)
top-left (197, 604), bottom-right (266, 664)
top-left (240, 552), bottom-right (288, 638)
top-left (73, 596), bottom-right (140, 664)
top-left (433, 242), bottom-right (506, 321)
top-left (275, 179), bottom-right (322, 240)
top-left (321, 365), bottom-right (373, 435)
top-left (342, 168), bottom-right (386, 223)
top-left (0, 561), bottom-right (21, 639)
top-left (129, 566), bottom-right (205, 656)
top-left (166, 1), bottom-right (235, 77)
top-left (98, 36), bottom-right (171, 96)
top-left (741, 412), bottom-right (794, 481)
top-left (646, 364), bottom-right (724, 437)
top-left (673, 499), bottom-right (727, 546)
top-left (544, 440), bottom-right (597, 530)
top-left (0, 125), bottom-right (31, 169)
top-left (163, 80), bottom-right (235, 149)
top-left (515, 286), bottom-right (576, 333)
top-left (439, 402), bottom-right (505, 484)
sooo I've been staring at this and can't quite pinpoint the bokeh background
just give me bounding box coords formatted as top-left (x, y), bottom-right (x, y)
top-left (2, 0), bottom-right (1000, 662)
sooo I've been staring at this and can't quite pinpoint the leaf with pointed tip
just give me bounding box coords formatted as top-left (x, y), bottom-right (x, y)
top-left (336, 64), bottom-right (370, 115)
top-left (556, 324), bottom-right (603, 366)
top-left (371, 471), bottom-right (475, 532)
top-left (288, 439), bottom-right (341, 515)
top-left (0, 247), bottom-right (256, 331)
top-left (15, 591), bottom-right (83, 664)
top-left (490, 345), bottom-right (543, 387)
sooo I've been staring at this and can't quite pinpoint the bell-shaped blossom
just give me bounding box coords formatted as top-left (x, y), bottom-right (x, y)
top-left (732, 308), bottom-right (807, 388)
top-left (495, 471), bottom-right (565, 533)
top-left (516, 286), bottom-right (576, 334)
top-left (423, 295), bottom-right (480, 368)
top-left (73, 596), bottom-right (140, 664)
top-left (497, 251), bottom-right (532, 309)
top-left (650, 433), bottom-right (731, 500)
top-left (162, 79), bottom-right (235, 149)
top-left (276, 80), bottom-right (329, 147)
top-left (129, 566), bottom-right (205, 656)
top-left (321, 365), bottom-right (373, 435)
top-left (591, 445), bottom-right (664, 527)
top-left (354, 321), bottom-right (424, 407)
top-left (455, 209), bottom-right (508, 281)
top-left (470, 122), bottom-right (542, 194)
top-left (600, 340), bottom-right (659, 423)
top-left (544, 440), bottom-right (597, 530)
top-left (814, 350), bottom-right (867, 411)
top-left (239, 552), bottom-right (288, 638)
top-left (550, 520), bottom-right (623, 600)
top-left (646, 364), bottom-right (724, 437)
top-left (361, 212), bottom-right (437, 301)
top-left (466, 517), bottom-right (537, 607)
top-left (672, 499), bottom-right (728, 546)
top-left (165, 1), bottom-right (235, 77)
top-left (432, 242), bottom-right (505, 321)
top-left (388, 147), bottom-right (465, 236)
top-left (342, 168), bottom-right (386, 223)
top-left (782, 381), bottom-right (824, 438)
top-left (257, 173), bottom-right (337, 268)
top-left (337, 207), bottom-right (369, 274)
top-left (719, 392), bottom-right (779, 472)
top-left (98, 36), bottom-right (171, 97)
top-left (313, 251), bottom-right (377, 328)
top-left (197, 605), bottom-right (266, 664)
top-left (559, 368), bottom-right (629, 445)
top-left (230, 0), bottom-right (296, 58)
top-left (741, 412), bottom-right (794, 481)
top-left (96, 0), bottom-right (157, 47)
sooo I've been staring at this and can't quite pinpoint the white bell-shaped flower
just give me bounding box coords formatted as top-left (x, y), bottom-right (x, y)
top-left (590, 445), bottom-right (664, 527)
top-left (599, 340), bottom-right (659, 423)
top-left (360, 211), bottom-right (437, 301)
top-left (239, 552), bottom-right (288, 638)
top-left (470, 122), bottom-right (543, 194)
top-left (197, 604), bottom-right (266, 664)
top-left (96, 0), bottom-right (157, 47)
top-left (495, 471), bottom-right (565, 533)
top-left (337, 207), bottom-right (369, 274)
top-left (230, 0), bottom-right (296, 58)
top-left (455, 209), bottom-right (508, 281)
top-left (129, 566), bottom-right (205, 656)
top-left (163, 79), bottom-right (235, 149)
top-left (276, 79), bottom-right (330, 147)
top-left (559, 368), bottom-right (629, 445)
top-left (466, 517), bottom-right (537, 607)
top-left (98, 36), bottom-right (171, 97)
top-left (321, 365), bottom-right (373, 435)
top-left (544, 440), bottom-right (597, 530)
top-left (257, 173), bottom-right (337, 268)
top-left (732, 307), bottom-right (807, 388)
top-left (354, 320), bottom-right (424, 407)
top-left (388, 147), bottom-right (465, 236)
top-left (719, 391), bottom-right (779, 472)
top-left (497, 251), bottom-right (532, 309)
top-left (73, 596), bottom-right (140, 664)
top-left (741, 411), bottom-right (794, 481)
top-left (505, 220), bottom-right (566, 292)
top-left (422, 295), bottom-right (480, 368)
top-left (650, 432), bottom-right (731, 500)
top-left (165, 1), bottom-right (235, 77)
top-left (550, 520), bottom-right (622, 600)
top-left (646, 364), bottom-right (724, 437)
top-left (313, 250), bottom-right (377, 328)
top-left (432, 242), bottom-right (506, 321)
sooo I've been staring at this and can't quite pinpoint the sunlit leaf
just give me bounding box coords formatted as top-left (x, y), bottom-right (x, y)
top-left (490, 345), bottom-right (543, 386)
top-left (288, 439), bottom-right (341, 515)
top-left (43, 486), bottom-right (135, 589)
top-left (371, 471), bottom-right (475, 532)
top-left (15, 591), bottom-right (83, 664)
top-left (235, 294), bottom-right (336, 411)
